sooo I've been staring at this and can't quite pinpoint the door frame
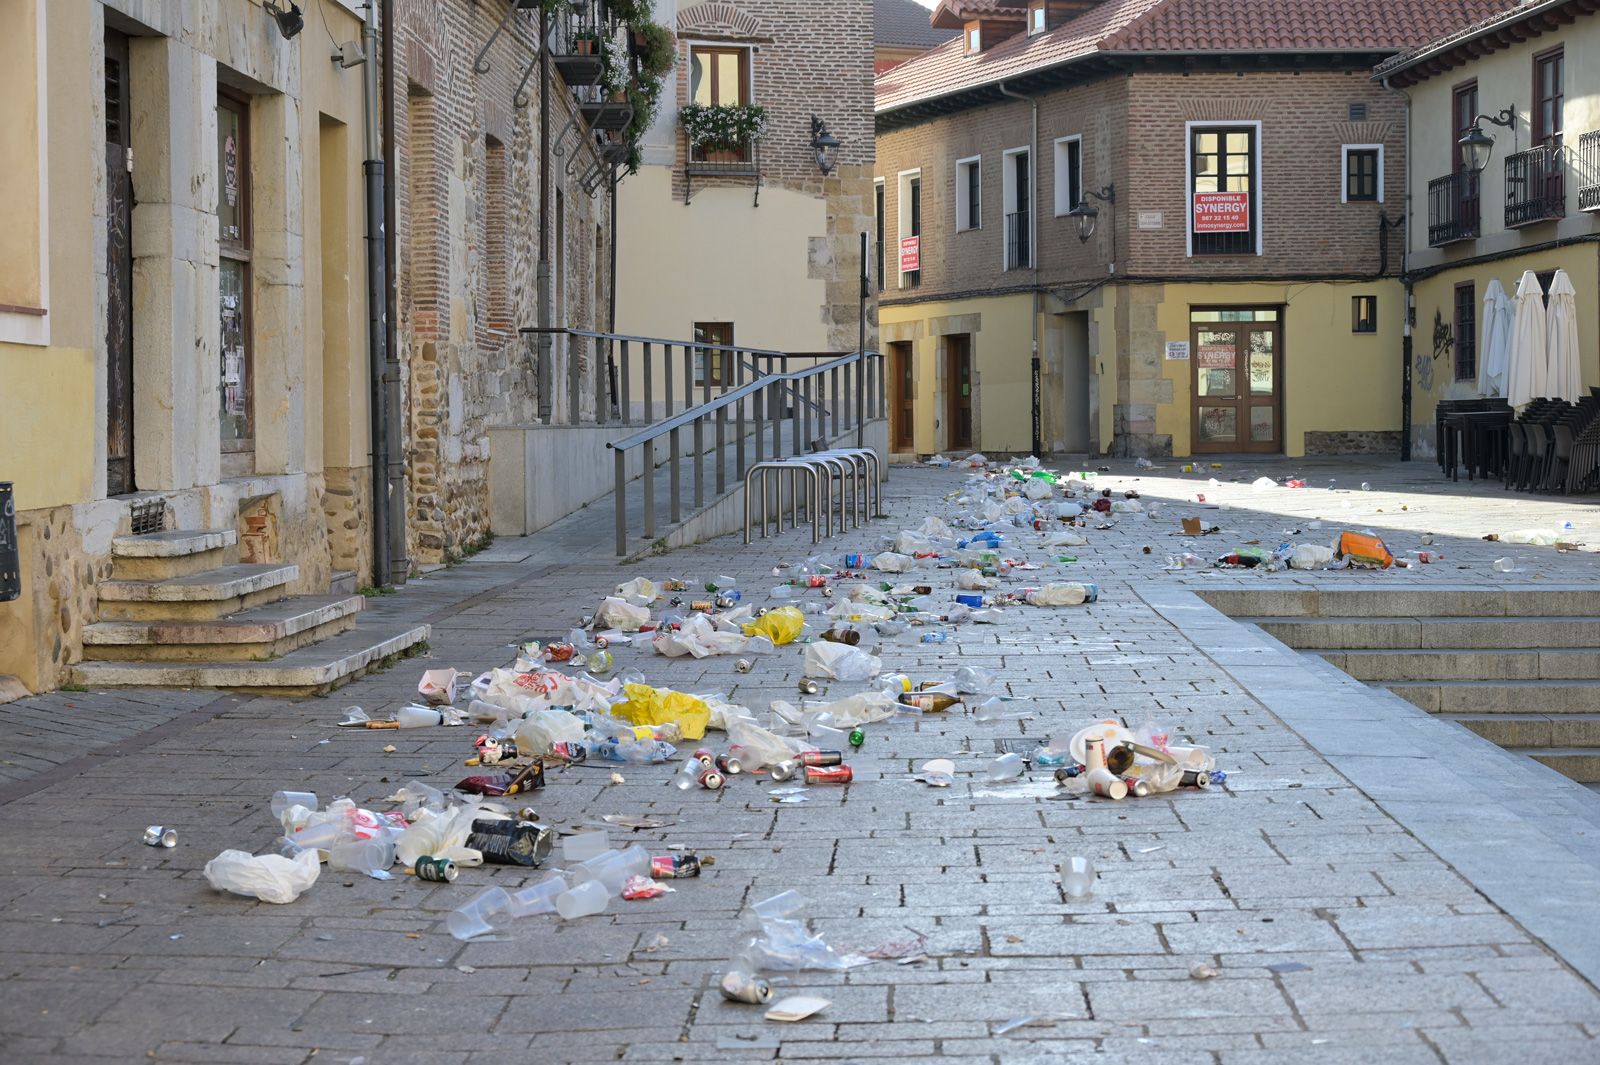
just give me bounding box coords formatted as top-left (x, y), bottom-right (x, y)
top-left (105, 27), bottom-right (135, 495)
top-left (944, 333), bottom-right (972, 450)
top-left (888, 340), bottom-right (914, 452)
top-left (217, 87), bottom-right (255, 470)
top-left (1189, 308), bottom-right (1283, 454)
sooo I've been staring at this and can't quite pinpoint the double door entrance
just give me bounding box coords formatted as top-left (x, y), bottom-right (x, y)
top-left (1190, 309), bottom-right (1282, 453)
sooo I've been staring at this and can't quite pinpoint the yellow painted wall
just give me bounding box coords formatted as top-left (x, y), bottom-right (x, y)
top-left (1146, 280), bottom-right (1405, 457)
top-left (1410, 246), bottom-right (1599, 436)
top-left (615, 166), bottom-right (830, 351)
top-left (879, 292), bottom-right (1034, 454)
top-left (0, 342), bottom-right (95, 511)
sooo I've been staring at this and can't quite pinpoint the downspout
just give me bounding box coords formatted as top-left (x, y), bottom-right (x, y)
top-left (1384, 74), bottom-right (1414, 461)
top-left (380, 0), bottom-right (407, 582)
top-left (362, 1), bottom-right (391, 587)
top-left (998, 80), bottom-right (1041, 457)
top-left (537, 9), bottom-right (554, 421)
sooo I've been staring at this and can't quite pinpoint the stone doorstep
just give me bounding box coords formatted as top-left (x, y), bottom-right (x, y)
top-left (109, 529), bottom-right (238, 557)
top-left (68, 619), bottom-right (430, 695)
top-left (1324, 647), bottom-right (1600, 682)
top-left (96, 562), bottom-right (299, 603)
top-left (1383, 678), bottom-right (1600, 715)
top-left (79, 594), bottom-right (365, 662)
top-left (1250, 615), bottom-right (1600, 650)
top-left (1202, 586), bottom-right (1600, 619)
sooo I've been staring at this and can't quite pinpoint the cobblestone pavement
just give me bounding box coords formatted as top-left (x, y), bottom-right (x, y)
top-left (2, 457), bottom-right (1599, 1065)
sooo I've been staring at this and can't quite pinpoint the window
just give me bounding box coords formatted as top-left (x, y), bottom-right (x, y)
top-left (1028, 2), bottom-right (1046, 34)
top-left (1535, 47), bottom-right (1564, 147)
top-left (1053, 135), bottom-right (1082, 215)
top-left (1343, 146), bottom-right (1381, 203)
top-left (483, 135), bottom-right (509, 337)
top-left (0, 0), bottom-right (48, 344)
top-left (1454, 282), bottom-right (1476, 381)
top-left (956, 156), bottom-right (981, 231)
top-left (1003, 147), bottom-right (1030, 269)
top-left (897, 170), bottom-right (921, 288)
top-left (1352, 296), bottom-right (1377, 333)
top-left (874, 180), bottom-right (885, 292)
top-left (1190, 124), bottom-right (1258, 256)
top-left (965, 22), bottom-right (980, 53)
top-left (1453, 80), bottom-right (1478, 172)
top-left (218, 90), bottom-right (254, 456)
top-left (694, 322), bottom-right (734, 387)
top-left (690, 46), bottom-right (752, 163)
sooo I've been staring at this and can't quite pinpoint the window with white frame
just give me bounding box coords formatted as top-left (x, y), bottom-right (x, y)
top-left (1053, 135), bottom-right (1082, 215)
top-left (964, 22), bottom-right (980, 53)
top-left (1027, 2), bottom-right (1046, 34)
top-left (1341, 144), bottom-right (1383, 203)
top-left (897, 169), bottom-right (922, 288)
top-left (955, 156), bottom-right (981, 231)
top-left (1002, 147), bottom-right (1031, 269)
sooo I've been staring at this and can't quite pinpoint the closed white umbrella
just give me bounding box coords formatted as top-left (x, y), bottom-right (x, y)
top-left (1506, 269), bottom-right (1548, 409)
top-left (1545, 268), bottom-right (1583, 402)
top-left (1479, 278), bottom-right (1512, 397)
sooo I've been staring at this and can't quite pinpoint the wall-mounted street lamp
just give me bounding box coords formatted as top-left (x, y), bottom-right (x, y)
top-left (811, 115), bottom-right (841, 176)
top-left (1070, 184), bottom-right (1116, 242)
top-left (1459, 107), bottom-right (1516, 175)
top-left (263, 0), bottom-right (304, 40)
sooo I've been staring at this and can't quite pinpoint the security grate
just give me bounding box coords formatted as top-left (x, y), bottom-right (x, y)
top-left (129, 499), bottom-right (166, 535)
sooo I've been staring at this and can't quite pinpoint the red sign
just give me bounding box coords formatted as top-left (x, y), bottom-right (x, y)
top-left (1197, 344), bottom-right (1235, 369)
top-left (1192, 191), bottom-right (1250, 233)
top-left (899, 236), bottom-right (921, 273)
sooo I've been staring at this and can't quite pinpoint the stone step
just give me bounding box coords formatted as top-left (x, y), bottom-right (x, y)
top-left (81, 594), bottom-right (364, 662)
top-left (1522, 748), bottom-right (1600, 784)
top-left (70, 618), bottom-right (430, 696)
top-left (1320, 648), bottom-right (1600, 682)
top-left (1379, 678), bottom-right (1600, 714)
top-left (110, 529), bottom-right (239, 579)
top-left (1206, 586), bottom-right (1600, 620)
top-left (96, 563), bottom-right (298, 621)
top-left (1247, 616), bottom-right (1600, 650)
top-left (1445, 713), bottom-right (1600, 750)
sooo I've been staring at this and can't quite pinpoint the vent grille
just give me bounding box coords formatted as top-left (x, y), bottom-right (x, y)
top-left (129, 499), bottom-right (167, 535)
top-left (1348, 102), bottom-right (1368, 122)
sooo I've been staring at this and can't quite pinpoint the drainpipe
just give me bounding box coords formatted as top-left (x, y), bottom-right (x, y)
top-left (362, 1), bottom-right (391, 587)
top-left (999, 80), bottom-right (1042, 457)
top-left (537, 9), bottom-right (554, 421)
top-left (1384, 75), bottom-right (1414, 462)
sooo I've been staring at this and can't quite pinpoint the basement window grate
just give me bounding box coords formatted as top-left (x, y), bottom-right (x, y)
top-left (129, 500), bottom-right (167, 535)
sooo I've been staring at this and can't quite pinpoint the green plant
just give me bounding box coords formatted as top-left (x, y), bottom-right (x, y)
top-left (679, 102), bottom-right (768, 152)
top-left (357, 583), bottom-right (397, 597)
top-left (634, 21), bottom-right (675, 80)
top-left (608, 0), bottom-right (653, 26)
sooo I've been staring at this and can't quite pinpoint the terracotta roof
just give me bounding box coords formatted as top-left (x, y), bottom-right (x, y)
top-left (1375, 0), bottom-right (1561, 81)
top-left (876, 0), bottom-right (960, 49)
top-left (929, 0), bottom-right (1029, 29)
top-left (877, 0), bottom-right (1510, 115)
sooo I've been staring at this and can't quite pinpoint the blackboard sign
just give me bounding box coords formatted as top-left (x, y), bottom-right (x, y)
top-left (0, 483), bottom-right (18, 603)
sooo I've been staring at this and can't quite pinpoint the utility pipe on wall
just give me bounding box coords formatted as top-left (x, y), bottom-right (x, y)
top-left (363, 0), bottom-right (391, 587)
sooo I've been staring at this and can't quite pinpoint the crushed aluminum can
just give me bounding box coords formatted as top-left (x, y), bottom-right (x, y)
top-left (769, 759), bottom-right (799, 782)
top-left (798, 678), bottom-right (819, 695)
top-left (697, 767), bottom-right (725, 791)
top-left (735, 658), bottom-right (753, 673)
top-left (413, 855), bottom-right (459, 882)
top-left (720, 969), bottom-right (773, 1004)
top-left (142, 825), bottom-right (178, 848)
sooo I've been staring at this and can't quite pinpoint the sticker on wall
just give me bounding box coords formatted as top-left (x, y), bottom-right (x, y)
top-left (1164, 341), bottom-right (1189, 361)
top-left (1137, 210), bottom-right (1164, 231)
top-left (223, 349), bottom-right (246, 416)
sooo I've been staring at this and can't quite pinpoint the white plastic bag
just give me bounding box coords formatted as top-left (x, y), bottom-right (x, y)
top-left (1504, 529), bottom-right (1560, 546)
top-left (1023, 478), bottom-right (1053, 500)
top-left (1043, 531), bottom-right (1088, 547)
top-left (1025, 582), bottom-right (1094, 607)
top-left (1251, 476), bottom-right (1277, 490)
top-left (596, 596), bottom-right (650, 631)
top-left (894, 531), bottom-right (935, 555)
top-left (956, 569), bottom-right (996, 590)
top-left (803, 641), bottom-right (882, 681)
top-left (613, 577), bottom-right (659, 606)
top-left (871, 551), bottom-right (914, 573)
top-left (203, 847), bottom-right (322, 905)
top-left (1288, 544), bottom-right (1335, 570)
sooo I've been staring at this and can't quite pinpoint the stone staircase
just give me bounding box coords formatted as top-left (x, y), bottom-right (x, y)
top-left (1203, 587), bottom-right (1600, 784)
top-left (72, 529), bottom-right (429, 695)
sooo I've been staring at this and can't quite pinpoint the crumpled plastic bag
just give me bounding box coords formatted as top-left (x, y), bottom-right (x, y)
top-left (871, 551), bottom-right (914, 573)
top-left (1024, 582), bottom-right (1096, 606)
top-left (1023, 478), bottom-right (1053, 500)
top-left (803, 641), bottom-right (882, 681)
top-left (1504, 528), bottom-right (1560, 546)
top-left (203, 847), bottom-right (322, 905)
top-left (597, 596), bottom-right (650, 631)
top-left (614, 682), bottom-right (711, 740)
top-left (965, 453), bottom-right (988, 468)
top-left (743, 606), bottom-right (804, 646)
top-left (917, 516), bottom-right (953, 539)
top-left (894, 531), bottom-right (936, 554)
top-left (1251, 476), bottom-right (1277, 490)
top-left (1288, 544), bottom-right (1336, 570)
top-left (808, 691), bottom-right (898, 727)
top-left (654, 614), bottom-right (768, 659)
top-left (481, 668), bottom-right (622, 715)
top-left (956, 569), bottom-right (996, 590)
top-left (394, 806), bottom-right (488, 868)
top-left (614, 577), bottom-right (659, 606)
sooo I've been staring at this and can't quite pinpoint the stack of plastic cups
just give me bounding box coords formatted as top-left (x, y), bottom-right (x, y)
top-left (571, 845), bottom-right (649, 895)
top-left (506, 876), bottom-right (568, 918)
top-left (447, 886), bottom-right (512, 940)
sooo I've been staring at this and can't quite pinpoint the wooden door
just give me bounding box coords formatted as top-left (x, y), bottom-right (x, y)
top-left (889, 341), bottom-right (914, 451)
top-left (105, 30), bottom-right (135, 495)
top-left (1191, 319), bottom-right (1282, 453)
top-left (945, 334), bottom-right (972, 450)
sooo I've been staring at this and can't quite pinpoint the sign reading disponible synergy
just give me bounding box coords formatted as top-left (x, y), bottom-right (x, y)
top-left (1192, 192), bottom-right (1249, 232)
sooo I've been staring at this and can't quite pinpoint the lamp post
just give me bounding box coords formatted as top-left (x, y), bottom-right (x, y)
top-left (1459, 107), bottom-right (1516, 174)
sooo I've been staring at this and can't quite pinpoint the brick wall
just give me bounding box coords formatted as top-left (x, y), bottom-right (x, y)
top-left (876, 66), bottom-right (1405, 301)
top-left (391, 0), bottom-right (612, 566)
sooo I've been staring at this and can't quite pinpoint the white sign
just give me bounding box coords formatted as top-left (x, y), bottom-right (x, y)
top-left (1137, 210), bottom-right (1164, 230)
top-left (1165, 341), bottom-right (1190, 361)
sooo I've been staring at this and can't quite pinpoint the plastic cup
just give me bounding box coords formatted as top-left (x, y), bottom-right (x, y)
top-left (562, 829), bottom-right (610, 862)
top-left (506, 876), bottom-right (568, 918)
top-left (986, 753), bottom-right (1025, 782)
top-left (328, 839), bottom-right (396, 874)
top-left (288, 820), bottom-right (350, 853)
top-left (751, 889), bottom-right (806, 921)
top-left (271, 791), bottom-right (318, 819)
top-left (572, 844), bottom-right (649, 894)
top-left (555, 880), bottom-right (610, 920)
top-left (446, 886), bottom-right (512, 940)
top-left (1062, 855), bottom-right (1095, 898)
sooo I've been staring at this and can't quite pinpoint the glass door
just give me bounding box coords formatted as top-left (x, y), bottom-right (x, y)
top-left (218, 91), bottom-right (254, 475)
top-left (1190, 311), bottom-right (1281, 453)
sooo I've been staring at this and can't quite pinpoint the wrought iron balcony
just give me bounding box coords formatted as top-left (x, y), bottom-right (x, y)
top-left (1427, 171), bottom-right (1480, 247)
top-left (1504, 144), bottom-right (1566, 227)
top-left (1576, 131), bottom-right (1600, 212)
top-left (1005, 210), bottom-right (1031, 270)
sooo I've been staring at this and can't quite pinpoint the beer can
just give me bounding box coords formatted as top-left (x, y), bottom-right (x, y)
top-left (843, 553), bottom-right (866, 568)
top-left (735, 658), bottom-right (753, 673)
top-left (690, 599), bottom-right (715, 613)
top-left (1179, 769), bottom-right (1212, 790)
top-left (142, 825), bottom-right (178, 848)
top-left (542, 642), bottom-right (575, 663)
top-left (768, 759), bottom-right (799, 782)
top-left (698, 767), bottom-right (725, 790)
top-left (804, 765), bottom-right (852, 785)
top-left (650, 854), bottom-right (702, 879)
top-left (720, 969), bottom-right (773, 1004)
top-left (798, 678), bottom-right (819, 695)
top-left (692, 747), bottom-right (717, 768)
top-left (848, 728), bottom-right (865, 750)
top-left (1122, 775), bottom-right (1151, 798)
top-left (799, 750), bottom-right (844, 767)
top-left (413, 855), bottom-right (458, 882)
top-left (1053, 765), bottom-right (1085, 783)
top-left (715, 752), bottom-right (745, 775)
top-left (549, 741), bottom-right (588, 763)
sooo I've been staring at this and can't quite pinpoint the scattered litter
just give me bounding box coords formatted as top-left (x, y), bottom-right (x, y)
top-left (1189, 962), bottom-right (1220, 980)
top-left (765, 995), bottom-right (830, 1022)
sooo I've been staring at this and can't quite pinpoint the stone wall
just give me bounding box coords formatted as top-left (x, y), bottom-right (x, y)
top-left (1304, 431), bottom-right (1404, 456)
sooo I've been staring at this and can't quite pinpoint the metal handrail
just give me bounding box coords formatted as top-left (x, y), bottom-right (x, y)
top-left (522, 325), bottom-right (787, 360)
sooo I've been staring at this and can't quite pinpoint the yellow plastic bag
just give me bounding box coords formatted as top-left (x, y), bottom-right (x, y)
top-left (742, 605), bottom-right (804, 646)
top-left (614, 683), bottom-right (711, 740)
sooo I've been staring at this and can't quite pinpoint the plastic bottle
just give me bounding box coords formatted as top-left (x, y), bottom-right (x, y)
top-left (395, 704), bottom-right (444, 728)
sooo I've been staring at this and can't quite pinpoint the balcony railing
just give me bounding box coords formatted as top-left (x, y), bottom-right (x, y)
top-left (1005, 210), bottom-right (1030, 269)
top-left (1576, 131), bottom-right (1600, 211)
top-left (1504, 144), bottom-right (1566, 227)
top-left (1428, 171), bottom-right (1480, 247)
